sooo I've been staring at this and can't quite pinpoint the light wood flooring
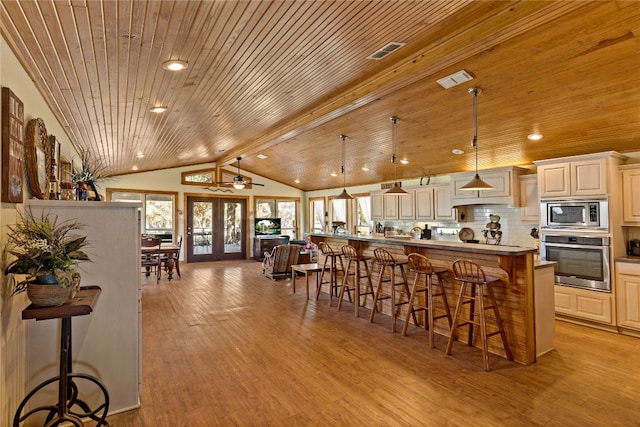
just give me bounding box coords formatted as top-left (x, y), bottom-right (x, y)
top-left (106, 260), bottom-right (640, 426)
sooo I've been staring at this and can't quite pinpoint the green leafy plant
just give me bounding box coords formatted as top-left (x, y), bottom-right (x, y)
top-left (4, 209), bottom-right (90, 292)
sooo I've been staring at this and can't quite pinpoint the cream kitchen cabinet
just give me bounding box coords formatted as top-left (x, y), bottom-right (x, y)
top-left (621, 165), bottom-right (640, 224)
top-left (370, 190), bottom-right (414, 220)
top-left (414, 185), bottom-right (456, 221)
top-left (450, 166), bottom-right (527, 207)
top-left (371, 190), bottom-right (384, 221)
top-left (519, 174), bottom-right (539, 221)
top-left (616, 260), bottom-right (640, 331)
top-left (554, 284), bottom-right (613, 325)
top-left (535, 152), bottom-right (627, 198)
top-left (414, 187), bottom-right (434, 220)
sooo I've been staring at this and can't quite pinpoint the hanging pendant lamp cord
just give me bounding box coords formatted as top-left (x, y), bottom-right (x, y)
top-left (470, 88), bottom-right (479, 175)
top-left (341, 134), bottom-right (347, 188)
top-left (391, 116), bottom-right (398, 183)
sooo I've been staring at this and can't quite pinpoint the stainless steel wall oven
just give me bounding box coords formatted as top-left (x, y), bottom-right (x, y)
top-left (540, 234), bottom-right (610, 292)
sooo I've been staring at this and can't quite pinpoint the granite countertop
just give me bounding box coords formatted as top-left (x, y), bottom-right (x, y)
top-left (615, 256), bottom-right (640, 264)
top-left (309, 233), bottom-right (537, 256)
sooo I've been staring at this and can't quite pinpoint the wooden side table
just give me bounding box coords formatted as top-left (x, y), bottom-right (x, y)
top-left (291, 263), bottom-right (324, 299)
top-left (13, 286), bottom-right (110, 427)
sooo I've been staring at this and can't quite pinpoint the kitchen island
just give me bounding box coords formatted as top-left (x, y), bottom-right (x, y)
top-left (308, 233), bottom-right (543, 365)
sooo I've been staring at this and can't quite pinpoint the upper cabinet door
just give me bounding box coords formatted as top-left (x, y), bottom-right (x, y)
top-left (370, 191), bottom-right (384, 221)
top-left (538, 162), bottom-right (571, 197)
top-left (571, 158), bottom-right (607, 196)
top-left (415, 187), bottom-right (435, 220)
top-left (383, 194), bottom-right (399, 219)
top-left (622, 166), bottom-right (640, 224)
top-left (398, 189), bottom-right (416, 220)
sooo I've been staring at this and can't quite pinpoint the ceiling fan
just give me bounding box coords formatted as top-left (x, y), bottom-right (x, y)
top-left (216, 157), bottom-right (265, 190)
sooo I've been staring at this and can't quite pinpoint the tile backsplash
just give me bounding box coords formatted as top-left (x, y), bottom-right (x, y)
top-left (380, 204), bottom-right (539, 248)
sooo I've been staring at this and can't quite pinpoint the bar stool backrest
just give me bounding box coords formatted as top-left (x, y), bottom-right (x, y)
top-left (319, 242), bottom-right (336, 256)
top-left (407, 253), bottom-right (435, 274)
top-left (341, 244), bottom-right (359, 260)
top-left (374, 247), bottom-right (396, 266)
top-left (452, 259), bottom-right (487, 284)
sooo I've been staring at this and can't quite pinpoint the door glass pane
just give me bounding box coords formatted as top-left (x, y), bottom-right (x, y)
top-left (223, 202), bottom-right (242, 253)
top-left (192, 202), bottom-right (213, 255)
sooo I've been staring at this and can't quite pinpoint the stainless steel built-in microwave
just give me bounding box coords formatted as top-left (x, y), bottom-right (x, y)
top-left (540, 199), bottom-right (608, 231)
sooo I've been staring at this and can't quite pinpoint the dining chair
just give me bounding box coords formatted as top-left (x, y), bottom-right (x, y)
top-left (162, 235), bottom-right (182, 278)
top-left (141, 237), bottom-right (162, 283)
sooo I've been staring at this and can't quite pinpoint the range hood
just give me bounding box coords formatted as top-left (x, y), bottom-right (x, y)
top-left (450, 166), bottom-right (529, 208)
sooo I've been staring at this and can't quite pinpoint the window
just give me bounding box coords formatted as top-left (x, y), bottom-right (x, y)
top-left (309, 197), bottom-right (325, 232)
top-left (181, 168), bottom-right (215, 185)
top-left (107, 189), bottom-right (177, 241)
top-left (329, 197), bottom-right (349, 233)
top-left (255, 197), bottom-right (299, 239)
top-left (355, 194), bottom-right (371, 235)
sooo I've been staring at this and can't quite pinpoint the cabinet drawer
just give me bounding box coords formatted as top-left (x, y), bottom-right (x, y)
top-left (618, 262), bottom-right (640, 275)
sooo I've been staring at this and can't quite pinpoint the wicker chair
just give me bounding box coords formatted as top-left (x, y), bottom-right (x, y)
top-left (262, 244), bottom-right (302, 281)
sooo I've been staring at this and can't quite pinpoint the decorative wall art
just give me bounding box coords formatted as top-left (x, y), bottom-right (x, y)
top-left (2, 87), bottom-right (25, 203)
top-left (25, 118), bottom-right (50, 199)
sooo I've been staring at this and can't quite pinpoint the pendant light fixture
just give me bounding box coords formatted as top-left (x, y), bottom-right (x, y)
top-left (460, 87), bottom-right (494, 191)
top-left (385, 116), bottom-right (408, 195)
top-left (335, 134), bottom-right (354, 200)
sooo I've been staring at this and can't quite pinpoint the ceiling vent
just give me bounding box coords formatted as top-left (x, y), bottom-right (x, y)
top-left (367, 42), bottom-right (406, 60)
top-left (436, 70), bottom-right (474, 89)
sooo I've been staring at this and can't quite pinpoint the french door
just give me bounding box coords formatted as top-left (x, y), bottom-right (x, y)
top-left (186, 196), bottom-right (247, 262)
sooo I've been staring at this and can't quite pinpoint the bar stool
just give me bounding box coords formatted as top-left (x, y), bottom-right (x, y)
top-left (316, 242), bottom-right (346, 306)
top-left (369, 248), bottom-right (416, 332)
top-left (401, 253), bottom-right (453, 347)
top-left (445, 259), bottom-right (513, 371)
top-left (337, 245), bottom-right (375, 318)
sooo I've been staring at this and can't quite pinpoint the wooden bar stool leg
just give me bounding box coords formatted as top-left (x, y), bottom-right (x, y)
top-left (487, 284), bottom-right (513, 362)
top-left (337, 259), bottom-right (352, 311)
top-left (369, 264), bottom-right (386, 323)
top-left (399, 265), bottom-right (418, 329)
top-left (401, 272), bottom-right (421, 336)
top-left (478, 285), bottom-right (490, 371)
top-left (446, 282), bottom-right (468, 355)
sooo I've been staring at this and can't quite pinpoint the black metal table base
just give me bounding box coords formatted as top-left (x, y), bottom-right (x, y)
top-left (14, 315), bottom-right (109, 426)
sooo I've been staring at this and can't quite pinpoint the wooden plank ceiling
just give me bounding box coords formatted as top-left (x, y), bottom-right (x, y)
top-left (1, 0), bottom-right (639, 192)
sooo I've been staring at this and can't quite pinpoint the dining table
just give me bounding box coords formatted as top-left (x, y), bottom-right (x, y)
top-left (141, 243), bottom-right (181, 281)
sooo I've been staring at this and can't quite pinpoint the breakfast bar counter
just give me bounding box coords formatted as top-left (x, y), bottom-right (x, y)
top-left (308, 233), bottom-right (541, 365)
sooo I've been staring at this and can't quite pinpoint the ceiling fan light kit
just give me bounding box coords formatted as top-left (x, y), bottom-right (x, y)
top-left (460, 87), bottom-right (494, 191)
top-left (335, 134), bottom-right (354, 200)
top-left (215, 157), bottom-right (265, 189)
top-left (385, 116), bottom-right (408, 195)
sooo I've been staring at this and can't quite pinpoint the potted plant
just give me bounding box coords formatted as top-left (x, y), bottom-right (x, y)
top-left (71, 147), bottom-right (109, 200)
top-left (4, 209), bottom-right (90, 306)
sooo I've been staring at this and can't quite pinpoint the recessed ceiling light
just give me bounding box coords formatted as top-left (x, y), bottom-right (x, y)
top-left (362, 166), bottom-right (369, 171)
top-left (150, 106), bottom-right (167, 113)
top-left (528, 133), bottom-right (544, 141)
top-left (257, 153), bottom-right (268, 159)
top-left (330, 172), bottom-right (338, 177)
top-left (452, 148), bottom-right (465, 155)
top-left (162, 60), bottom-right (188, 71)
top-left (136, 152), bottom-right (144, 158)
top-left (294, 179), bottom-right (300, 184)
top-left (400, 159), bottom-right (409, 165)
top-left (132, 165), bottom-right (139, 171)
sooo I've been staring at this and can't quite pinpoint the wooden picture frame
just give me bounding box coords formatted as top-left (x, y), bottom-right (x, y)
top-left (1, 87), bottom-right (25, 203)
top-left (25, 118), bottom-right (50, 199)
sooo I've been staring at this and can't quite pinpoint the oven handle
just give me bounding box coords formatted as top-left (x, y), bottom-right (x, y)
top-left (541, 242), bottom-right (608, 250)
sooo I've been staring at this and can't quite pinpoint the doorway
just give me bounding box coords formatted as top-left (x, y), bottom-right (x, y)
top-left (186, 196), bottom-right (247, 262)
